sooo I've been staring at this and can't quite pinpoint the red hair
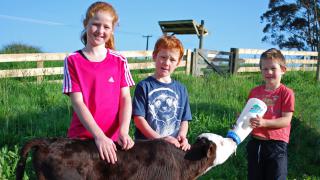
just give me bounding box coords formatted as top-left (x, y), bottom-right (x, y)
top-left (153, 35), bottom-right (184, 63)
top-left (81, 1), bottom-right (118, 50)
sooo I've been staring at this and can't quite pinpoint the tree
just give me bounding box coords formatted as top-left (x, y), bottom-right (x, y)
top-left (0, 43), bottom-right (42, 54)
top-left (261, 0), bottom-right (320, 51)
top-left (261, 0), bottom-right (320, 81)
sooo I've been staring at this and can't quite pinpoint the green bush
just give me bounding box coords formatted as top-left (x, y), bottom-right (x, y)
top-left (0, 43), bottom-right (42, 54)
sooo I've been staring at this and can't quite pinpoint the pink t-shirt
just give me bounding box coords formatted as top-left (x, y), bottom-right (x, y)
top-left (62, 49), bottom-right (134, 140)
top-left (248, 84), bottom-right (294, 143)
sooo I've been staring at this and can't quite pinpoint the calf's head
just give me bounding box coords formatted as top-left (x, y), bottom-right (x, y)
top-left (196, 133), bottom-right (237, 173)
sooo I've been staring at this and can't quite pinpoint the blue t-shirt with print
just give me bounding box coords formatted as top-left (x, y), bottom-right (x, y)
top-left (133, 76), bottom-right (192, 140)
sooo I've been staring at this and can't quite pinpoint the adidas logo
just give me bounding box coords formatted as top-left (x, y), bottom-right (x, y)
top-left (108, 76), bottom-right (115, 83)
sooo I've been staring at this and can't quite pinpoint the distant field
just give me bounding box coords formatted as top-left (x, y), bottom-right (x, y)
top-left (0, 71), bottom-right (319, 179)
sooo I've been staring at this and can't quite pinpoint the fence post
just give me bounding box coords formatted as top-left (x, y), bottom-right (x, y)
top-left (185, 49), bottom-right (192, 75)
top-left (229, 48), bottom-right (239, 74)
top-left (191, 48), bottom-right (198, 76)
top-left (37, 60), bottom-right (44, 82)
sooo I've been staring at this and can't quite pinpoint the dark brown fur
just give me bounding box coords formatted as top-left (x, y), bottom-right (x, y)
top-left (16, 137), bottom-right (216, 180)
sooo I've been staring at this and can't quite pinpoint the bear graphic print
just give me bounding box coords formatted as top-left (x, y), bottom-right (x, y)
top-left (148, 87), bottom-right (180, 137)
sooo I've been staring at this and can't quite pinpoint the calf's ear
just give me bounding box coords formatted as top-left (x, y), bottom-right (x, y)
top-left (206, 143), bottom-right (216, 158)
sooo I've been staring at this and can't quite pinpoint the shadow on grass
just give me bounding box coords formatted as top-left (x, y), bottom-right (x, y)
top-left (288, 116), bottom-right (320, 178)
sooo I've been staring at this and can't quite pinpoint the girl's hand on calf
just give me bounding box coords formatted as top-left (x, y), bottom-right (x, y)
top-left (94, 135), bottom-right (117, 164)
top-left (117, 133), bottom-right (134, 150)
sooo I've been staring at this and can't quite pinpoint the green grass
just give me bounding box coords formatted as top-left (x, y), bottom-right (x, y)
top-left (0, 71), bottom-right (319, 179)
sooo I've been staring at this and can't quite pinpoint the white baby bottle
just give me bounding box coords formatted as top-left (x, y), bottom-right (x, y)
top-left (226, 98), bottom-right (267, 145)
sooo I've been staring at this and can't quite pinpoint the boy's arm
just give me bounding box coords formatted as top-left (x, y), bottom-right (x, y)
top-left (264, 112), bottom-right (293, 128)
top-left (118, 87), bottom-right (134, 150)
top-left (250, 112), bottom-right (293, 129)
top-left (177, 121), bottom-right (190, 151)
top-left (133, 116), bottom-right (161, 139)
top-left (132, 83), bottom-right (159, 138)
top-left (178, 121), bottom-right (189, 138)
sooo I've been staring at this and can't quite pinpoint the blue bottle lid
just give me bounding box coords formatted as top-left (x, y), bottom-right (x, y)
top-left (226, 130), bottom-right (241, 145)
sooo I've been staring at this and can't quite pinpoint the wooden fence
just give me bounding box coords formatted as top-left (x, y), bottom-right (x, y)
top-left (191, 49), bottom-right (231, 76)
top-left (230, 48), bottom-right (318, 73)
top-left (191, 48), bottom-right (319, 76)
top-left (0, 48), bottom-right (318, 81)
top-left (0, 49), bottom-right (193, 82)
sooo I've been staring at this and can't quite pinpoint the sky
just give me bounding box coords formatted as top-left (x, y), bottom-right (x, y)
top-left (0, 0), bottom-right (272, 53)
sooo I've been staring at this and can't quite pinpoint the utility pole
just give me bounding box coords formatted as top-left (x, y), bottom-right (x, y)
top-left (143, 35), bottom-right (152, 51)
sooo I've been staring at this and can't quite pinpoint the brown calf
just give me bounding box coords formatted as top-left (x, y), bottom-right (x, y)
top-left (16, 133), bottom-right (237, 180)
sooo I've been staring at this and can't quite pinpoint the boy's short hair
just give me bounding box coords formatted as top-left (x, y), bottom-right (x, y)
top-left (153, 35), bottom-right (184, 63)
top-left (260, 48), bottom-right (286, 70)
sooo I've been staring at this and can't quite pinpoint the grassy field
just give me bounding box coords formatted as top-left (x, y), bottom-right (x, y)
top-left (0, 71), bottom-right (319, 179)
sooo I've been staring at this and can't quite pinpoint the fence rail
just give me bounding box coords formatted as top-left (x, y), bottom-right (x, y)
top-left (233, 48), bottom-right (318, 73)
top-left (185, 48), bottom-right (319, 76)
top-left (0, 50), bottom-right (192, 81)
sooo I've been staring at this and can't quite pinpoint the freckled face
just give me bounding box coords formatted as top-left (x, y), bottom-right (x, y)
top-left (86, 11), bottom-right (114, 47)
top-left (260, 59), bottom-right (285, 89)
top-left (153, 48), bottom-right (180, 79)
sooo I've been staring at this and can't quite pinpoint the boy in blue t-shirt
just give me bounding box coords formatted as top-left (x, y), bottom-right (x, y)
top-left (132, 35), bottom-right (192, 151)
